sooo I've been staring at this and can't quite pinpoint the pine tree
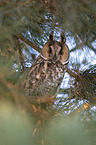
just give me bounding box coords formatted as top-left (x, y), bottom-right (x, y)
top-left (0, 0), bottom-right (96, 145)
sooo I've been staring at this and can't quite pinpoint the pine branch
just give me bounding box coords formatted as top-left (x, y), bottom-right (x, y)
top-left (67, 66), bottom-right (96, 103)
top-left (1, 79), bottom-right (21, 109)
top-left (86, 43), bottom-right (96, 54)
top-left (70, 47), bottom-right (78, 52)
top-left (0, 1), bottom-right (8, 7)
top-left (18, 47), bottom-right (25, 71)
top-left (0, 1), bottom-right (27, 12)
top-left (67, 69), bottom-right (79, 81)
top-left (70, 44), bottom-right (96, 53)
top-left (16, 34), bottom-right (41, 53)
top-left (13, 35), bottom-right (25, 71)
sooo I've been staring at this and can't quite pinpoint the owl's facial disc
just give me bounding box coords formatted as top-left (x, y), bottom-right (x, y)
top-left (42, 32), bottom-right (69, 64)
top-left (42, 41), bottom-right (69, 64)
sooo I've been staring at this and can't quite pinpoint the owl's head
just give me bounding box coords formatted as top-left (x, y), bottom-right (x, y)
top-left (41, 33), bottom-right (69, 64)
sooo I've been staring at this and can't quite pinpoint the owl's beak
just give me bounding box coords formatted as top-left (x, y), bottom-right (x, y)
top-left (53, 54), bottom-right (57, 63)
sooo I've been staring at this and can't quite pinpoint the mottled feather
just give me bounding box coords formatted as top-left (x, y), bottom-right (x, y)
top-left (21, 33), bottom-right (70, 103)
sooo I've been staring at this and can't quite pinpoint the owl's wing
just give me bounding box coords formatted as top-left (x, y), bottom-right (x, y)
top-left (20, 54), bottom-right (45, 90)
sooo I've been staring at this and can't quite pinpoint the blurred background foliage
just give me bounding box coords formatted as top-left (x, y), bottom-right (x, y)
top-left (0, 0), bottom-right (96, 144)
top-left (0, 102), bottom-right (96, 145)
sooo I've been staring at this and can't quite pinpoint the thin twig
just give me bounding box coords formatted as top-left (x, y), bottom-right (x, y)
top-left (67, 69), bottom-right (79, 80)
top-left (16, 34), bottom-right (41, 53)
top-left (14, 35), bottom-right (25, 71)
top-left (2, 79), bottom-right (21, 109)
top-left (18, 47), bottom-right (25, 71)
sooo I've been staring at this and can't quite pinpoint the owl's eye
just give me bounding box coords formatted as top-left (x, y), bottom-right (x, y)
top-left (47, 47), bottom-right (52, 53)
top-left (59, 51), bottom-right (64, 55)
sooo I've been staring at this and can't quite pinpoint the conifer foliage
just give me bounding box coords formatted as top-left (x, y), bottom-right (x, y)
top-left (0, 0), bottom-right (96, 145)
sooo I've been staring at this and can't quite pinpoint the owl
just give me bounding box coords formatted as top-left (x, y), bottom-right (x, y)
top-left (21, 33), bottom-right (69, 106)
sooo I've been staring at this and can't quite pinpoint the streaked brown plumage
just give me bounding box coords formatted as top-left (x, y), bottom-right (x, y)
top-left (21, 33), bottom-right (70, 104)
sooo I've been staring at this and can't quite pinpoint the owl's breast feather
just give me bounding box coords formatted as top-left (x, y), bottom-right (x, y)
top-left (21, 55), bottom-right (68, 102)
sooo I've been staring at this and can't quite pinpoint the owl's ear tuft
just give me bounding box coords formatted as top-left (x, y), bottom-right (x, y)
top-left (60, 33), bottom-right (66, 43)
top-left (49, 31), bottom-right (54, 41)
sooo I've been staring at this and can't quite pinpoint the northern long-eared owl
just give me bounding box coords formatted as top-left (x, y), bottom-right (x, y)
top-left (21, 33), bottom-right (70, 104)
